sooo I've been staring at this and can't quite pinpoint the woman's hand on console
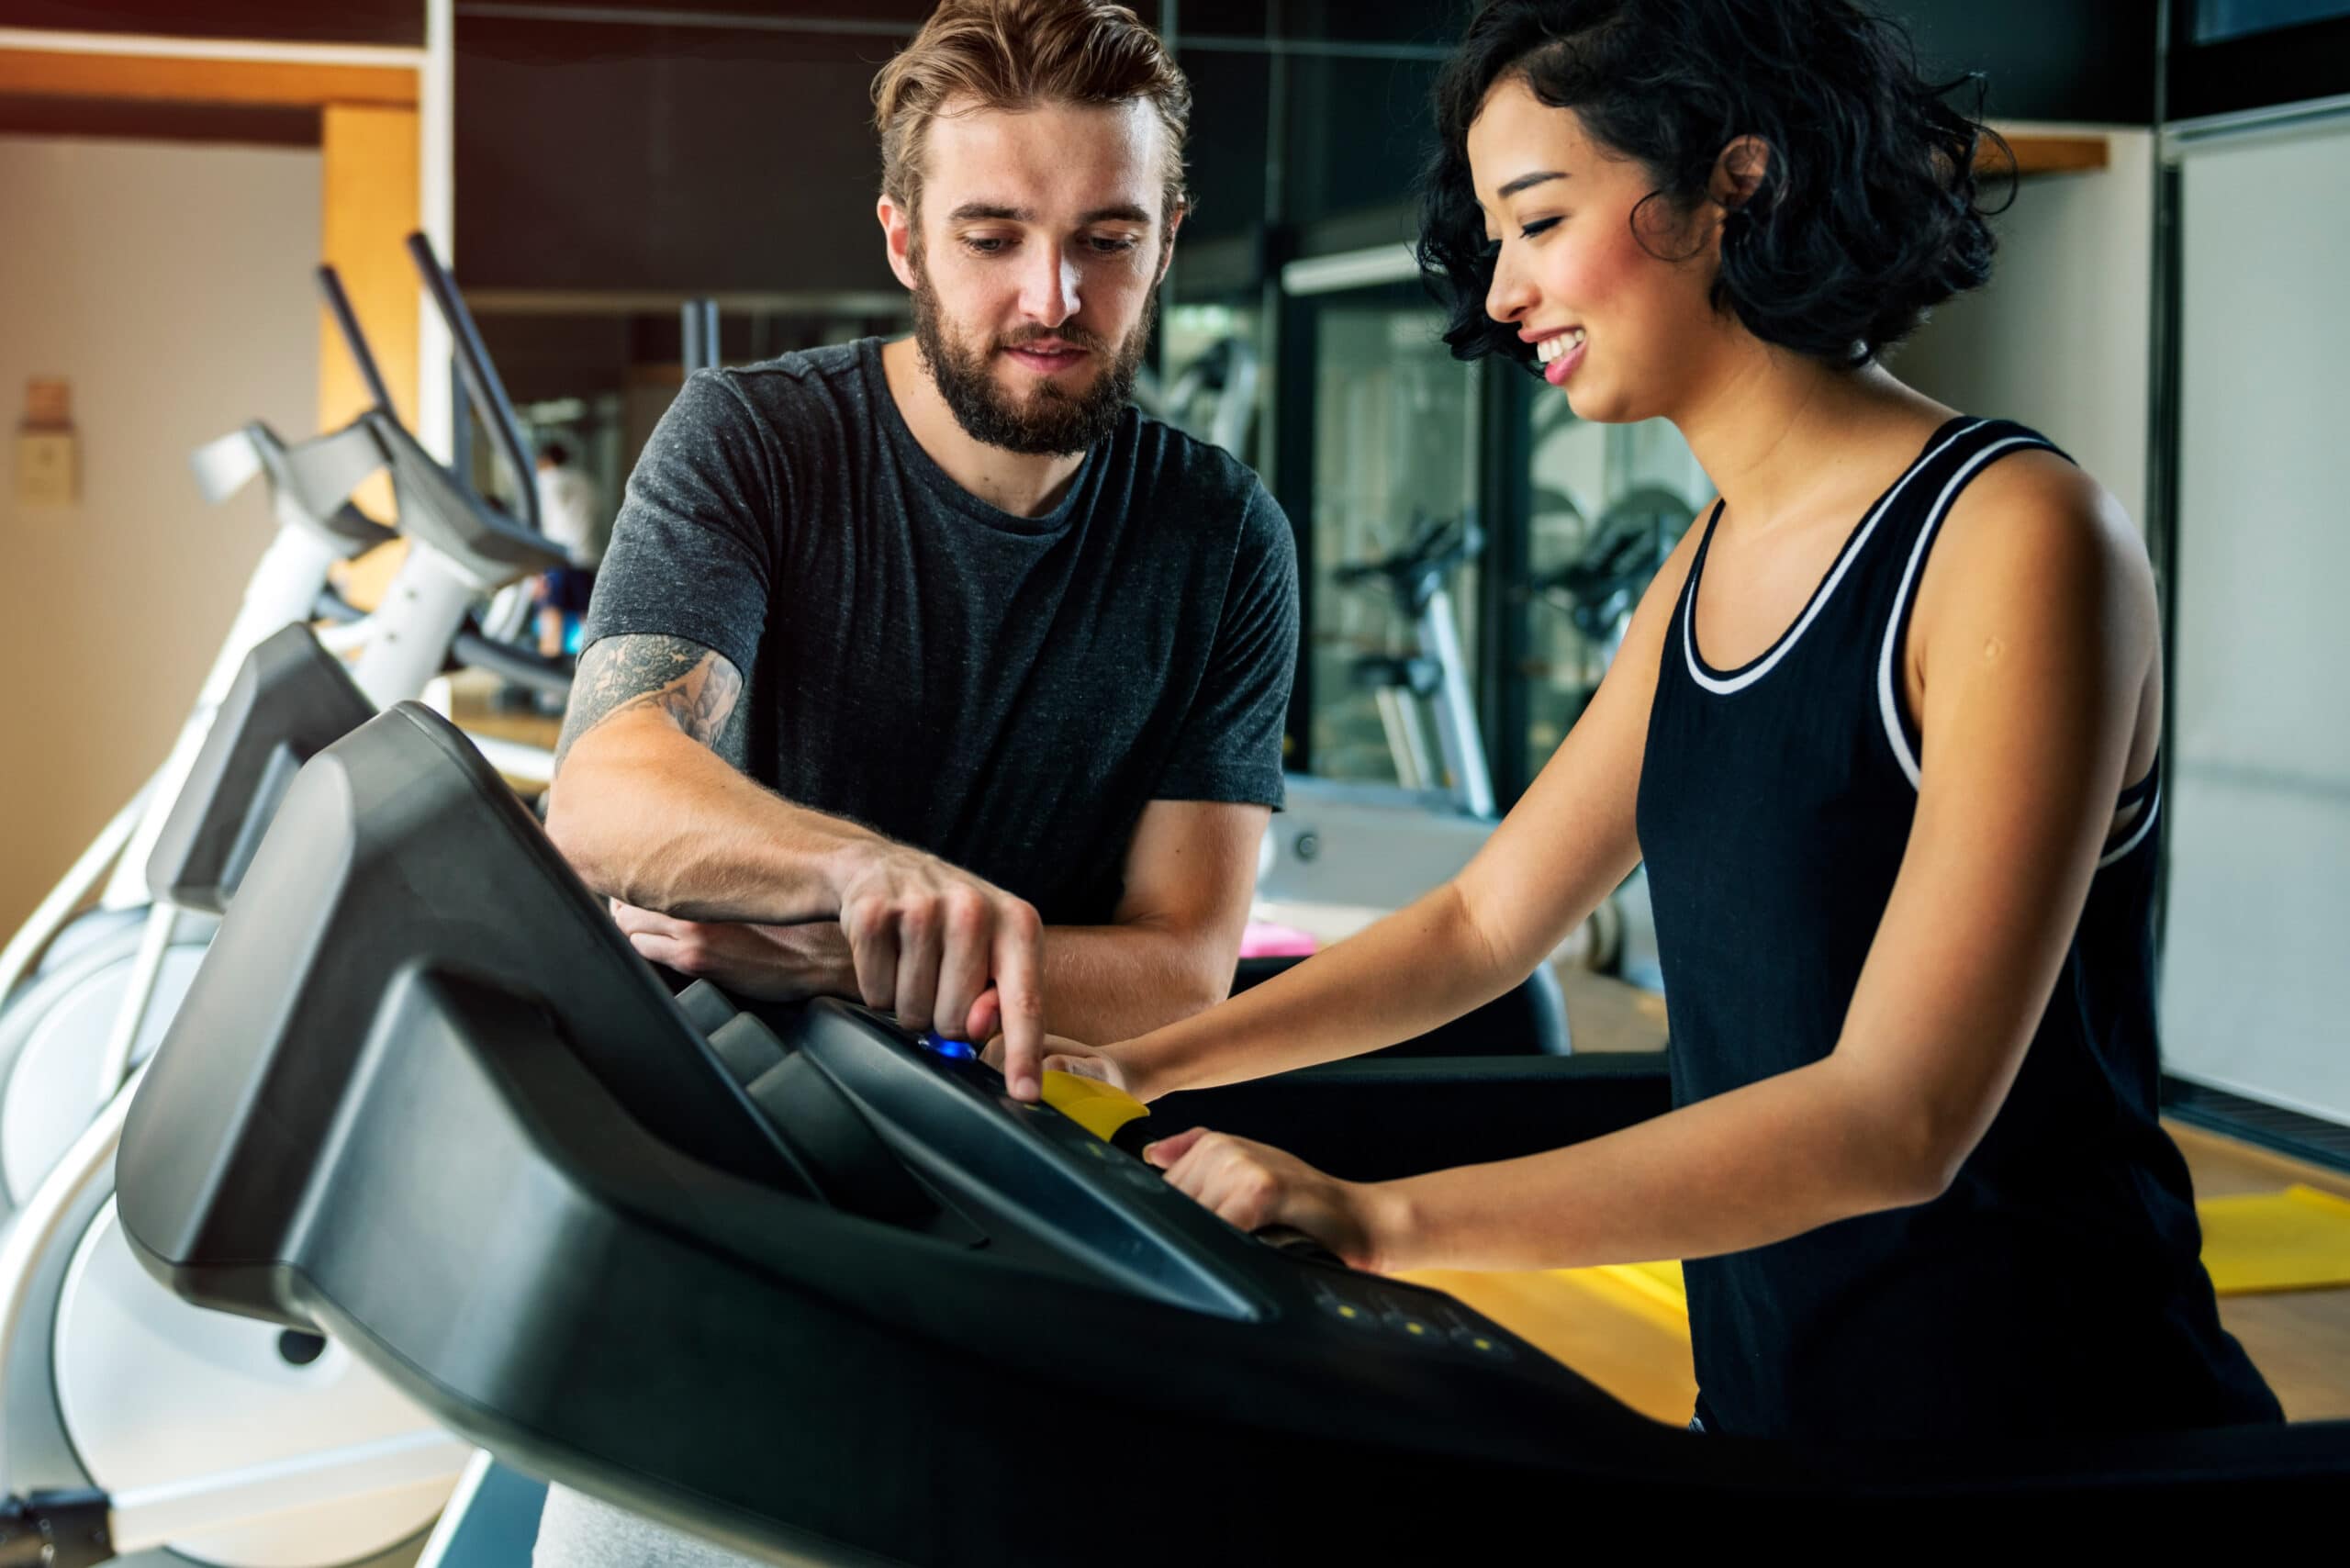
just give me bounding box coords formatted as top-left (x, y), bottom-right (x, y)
top-left (1144, 1126), bottom-right (1412, 1273)
top-left (1014, 1036), bottom-right (1157, 1100)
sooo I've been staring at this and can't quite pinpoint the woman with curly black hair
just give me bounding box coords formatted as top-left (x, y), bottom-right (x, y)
top-left (1044, 0), bottom-right (2282, 1441)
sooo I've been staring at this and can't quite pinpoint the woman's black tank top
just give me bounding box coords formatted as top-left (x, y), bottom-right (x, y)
top-left (1636, 416), bottom-right (2280, 1441)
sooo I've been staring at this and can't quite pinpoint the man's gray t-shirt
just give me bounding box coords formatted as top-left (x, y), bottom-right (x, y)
top-left (539, 339), bottom-right (1295, 1568)
top-left (583, 336), bottom-right (1298, 924)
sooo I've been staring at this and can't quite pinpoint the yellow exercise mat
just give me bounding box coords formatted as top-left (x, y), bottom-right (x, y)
top-left (1401, 1187), bottom-right (2350, 1417)
top-left (1590, 1259), bottom-right (1687, 1318)
top-left (1534, 1184), bottom-right (2350, 1326)
top-left (2198, 1185), bottom-right (2350, 1296)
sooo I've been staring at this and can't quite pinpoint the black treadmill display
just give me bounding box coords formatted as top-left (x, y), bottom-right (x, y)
top-left (741, 994), bottom-right (1551, 1372)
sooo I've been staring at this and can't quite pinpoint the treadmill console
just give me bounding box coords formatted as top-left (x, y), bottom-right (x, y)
top-left (681, 984), bottom-right (1537, 1372)
top-left (121, 700), bottom-right (1596, 1429)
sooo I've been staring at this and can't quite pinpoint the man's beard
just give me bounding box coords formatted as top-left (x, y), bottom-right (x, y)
top-left (910, 261), bottom-right (1157, 458)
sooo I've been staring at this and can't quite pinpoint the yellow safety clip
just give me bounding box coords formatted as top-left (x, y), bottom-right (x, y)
top-left (1040, 1070), bottom-right (1151, 1145)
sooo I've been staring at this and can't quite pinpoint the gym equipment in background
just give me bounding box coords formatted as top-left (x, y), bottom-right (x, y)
top-left (1535, 485), bottom-right (1687, 669)
top-left (0, 266), bottom-right (396, 1220)
top-left (1257, 511), bottom-right (1505, 946)
top-left (0, 233), bottom-right (579, 1568)
top-left (682, 296), bottom-right (722, 376)
top-left (1526, 484), bottom-right (1691, 993)
top-left (1334, 509), bottom-right (1494, 816)
top-left (0, 239), bottom-right (571, 1215)
top-left (0, 265), bottom-right (395, 1025)
top-left (0, 651), bottom-right (459, 1568)
top-left (1136, 332), bottom-right (1259, 461)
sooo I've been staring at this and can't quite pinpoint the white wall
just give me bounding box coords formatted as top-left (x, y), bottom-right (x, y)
top-left (0, 135), bottom-right (319, 934)
top-left (1894, 129), bottom-right (2155, 527)
top-left (2159, 113), bottom-right (2350, 1124)
top-left (1895, 120), bottom-right (2350, 1124)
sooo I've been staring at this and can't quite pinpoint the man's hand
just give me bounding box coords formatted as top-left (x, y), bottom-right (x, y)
top-left (610, 902), bottom-right (859, 1001)
top-left (1145, 1128), bottom-right (1408, 1273)
top-left (833, 844), bottom-right (1046, 1101)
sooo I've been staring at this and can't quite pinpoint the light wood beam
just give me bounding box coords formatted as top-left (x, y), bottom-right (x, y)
top-left (321, 102), bottom-right (421, 608)
top-left (0, 49), bottom-right (415, 109)
top-left (1985, 132), bottom-right (2111, 178)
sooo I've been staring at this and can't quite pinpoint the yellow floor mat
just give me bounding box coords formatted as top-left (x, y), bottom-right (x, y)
top-left (1410, 1187), bottom-right (2350, 1416)
top-left (1526, 1184), bottom-right (2350, 1337)
top-left (1588, 1259), bottom-right (1687, 1318)
top-left (2198, 1185), bottom-right (2350, 1295)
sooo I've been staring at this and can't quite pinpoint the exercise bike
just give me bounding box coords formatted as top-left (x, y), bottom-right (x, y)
top-left (1258, 510), bottom-right (1504, 928)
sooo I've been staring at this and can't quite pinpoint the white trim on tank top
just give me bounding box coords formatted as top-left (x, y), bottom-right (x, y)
top-left (2096, 783), bottom-right (2162, 869)
top-left (1681, 420), bottom-right (1988, 695)
top-left (1876, 432), bottom-right (2048, 788)
top-left (1871, 434), bottom-right (2165, 867)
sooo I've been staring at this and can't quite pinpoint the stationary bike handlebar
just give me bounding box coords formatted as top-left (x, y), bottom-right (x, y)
top-left (1335, 511), bottom-right (1484, 620)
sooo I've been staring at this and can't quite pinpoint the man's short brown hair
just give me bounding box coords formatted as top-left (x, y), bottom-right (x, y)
top-left (873, 0), bottom-right (1191, 223)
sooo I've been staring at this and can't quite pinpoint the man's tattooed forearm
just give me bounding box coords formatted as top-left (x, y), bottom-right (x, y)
top-left (554, 635), bottom-right (744, 769)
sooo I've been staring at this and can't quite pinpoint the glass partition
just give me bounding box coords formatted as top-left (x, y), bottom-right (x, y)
top-left (1294, 280), bottom-right (1484, 793)
top-left (1517, 406), bottom-right (1708, 786)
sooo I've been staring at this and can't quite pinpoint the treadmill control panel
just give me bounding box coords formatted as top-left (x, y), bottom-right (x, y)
top-left (689, 989), bottom-right (1550, 1374)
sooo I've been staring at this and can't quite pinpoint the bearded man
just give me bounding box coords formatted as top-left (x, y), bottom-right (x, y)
top-left (545, 0), bottom-right (1296, 1132)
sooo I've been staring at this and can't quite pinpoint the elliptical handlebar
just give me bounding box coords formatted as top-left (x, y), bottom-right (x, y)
top-left (451, 627), bottom-right (574, 701)
top-left (315, 265), bottom-right (397, 418)
top-left (404, 232), bottom-right (541, 535)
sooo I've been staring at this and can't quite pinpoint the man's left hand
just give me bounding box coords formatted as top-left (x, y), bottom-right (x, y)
top-left (610, 901), bottom-right (859, 1001)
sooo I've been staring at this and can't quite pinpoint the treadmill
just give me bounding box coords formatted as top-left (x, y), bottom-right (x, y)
top-left (112, 705), bottom-right (2350, 1562)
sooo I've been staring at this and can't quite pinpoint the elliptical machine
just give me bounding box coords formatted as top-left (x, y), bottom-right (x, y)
top-left (1135, 331), bottom-right (1259, 462)
top-left (0, 244), bottom-right (572, 1215)
top-left (1248, 512), bottom-right (1571, 1052)
top-left (0, 237), bottom-right (573, 1568)
top-left (0, 268), bottom-right (395, 1012)
top-left (0, 266), bottom-right (397, 1212)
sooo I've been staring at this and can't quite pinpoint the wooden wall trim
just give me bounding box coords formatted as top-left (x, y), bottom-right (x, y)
top-left (1986, 131), bottom-right (2113, 178)
top-left (321, 103), bottom-right (421, 431)
top-left (322, 102), bottom-right (423, 607)
top-left (0, 49), bottom-right (415, 108)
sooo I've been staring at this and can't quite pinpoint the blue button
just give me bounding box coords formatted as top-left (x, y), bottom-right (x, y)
top-left (917, 1032), bottom-right (976, 1061)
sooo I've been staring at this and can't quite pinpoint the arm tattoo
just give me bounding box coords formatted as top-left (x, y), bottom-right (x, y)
top-left (555, 634), bottom-right (745, 771)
